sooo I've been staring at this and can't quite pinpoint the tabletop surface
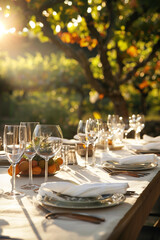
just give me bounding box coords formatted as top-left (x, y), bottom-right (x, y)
top-left (0, 144), bottom-right (160, 240)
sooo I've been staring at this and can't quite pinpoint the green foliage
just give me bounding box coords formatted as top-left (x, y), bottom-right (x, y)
top-left (0, 0), bottom-right (160, 127)
top-left (0, 52), bottom-right (113, 137)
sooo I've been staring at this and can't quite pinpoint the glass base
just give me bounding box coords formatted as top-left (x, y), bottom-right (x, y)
top-left (3, 190), bottom-right (25, 198)
top-left (21, 183), bottom-right (40, 190)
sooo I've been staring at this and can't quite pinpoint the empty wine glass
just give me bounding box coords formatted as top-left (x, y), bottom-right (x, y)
top-left (77, 119), bottom-right (98, 167)
top-left (20, 122), bottom-right (39, 190)
top-left (107, 115), bottom-right (119, 134)
top-left (124, 118), bottom-right (133, 139)
top-left (33, 124), bottom-right (63, 182)
top-left (129, 115), bottom-right (137, 135)
top-left (129, 114), bottom-right (145, 140)
top-left (135, 114), bottom-right (145, 140)
top-left (86, 119), bottom-right (98, 166)
top-left (77, 120), bottom-right (88, 167)
top-left (96, 119), bottom-right (103, 143)
top-left (3, 125), bottom-right (26, 197)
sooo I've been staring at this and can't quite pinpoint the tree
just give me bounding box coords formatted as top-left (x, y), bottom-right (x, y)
top-left (0, 0), bottom-right (160, 119)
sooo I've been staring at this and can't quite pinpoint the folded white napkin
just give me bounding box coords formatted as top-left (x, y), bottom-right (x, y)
top-left (131, 142), bottom-right (160, 151)
top-left (63, 138), bottom-right (80, 145)
top-left (143, 134), bottom-right (160, 143)
top-left (38, 181), bottom-right (128, 198)
top-left (110, 154), bottom-right (158, 165)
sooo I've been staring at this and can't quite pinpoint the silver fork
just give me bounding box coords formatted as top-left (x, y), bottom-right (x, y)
top-left (103, 167), bottom-right (150, 178)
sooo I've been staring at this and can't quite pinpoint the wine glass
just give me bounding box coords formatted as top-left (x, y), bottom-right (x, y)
top-left (86, 119), bottom-right (98, 166)
top-left (77, 120), bottom-right (88, 167)
top-left (124, 117), bottom-right (133, 139)
top-left (33, 124), bottom-right (63, 182)
top-left (116, 116), bottom-right (125, 143)
top-left (135, 114), bottom-right (145, 140)
top-left (77, 119), bottom-right (98, 167)
top-left (129, 114), bottom-right (145, 140)
top-left (107, 114), bottom-right (119, 134)
top-left (20, 122), bottom-right (39, 190)
top-left (3, 125), bottom-right (26, 197)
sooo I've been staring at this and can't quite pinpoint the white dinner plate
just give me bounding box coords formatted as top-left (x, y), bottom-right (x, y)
top-left (104, 160), bottom-right (158, 171)
top-left (37, 193), bottom-right (125, 209)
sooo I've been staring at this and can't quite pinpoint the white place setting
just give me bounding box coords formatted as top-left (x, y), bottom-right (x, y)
top-left (0, 118), bottom-right (160, 240)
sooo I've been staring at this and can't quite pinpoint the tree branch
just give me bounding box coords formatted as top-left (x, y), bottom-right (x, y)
top-left (120, 39), bottom-right (160, 84)
top-left (82, 13), bottom-right (104, 45)
top-left (77, 4), bottom-right (115, 84)
top-left (125, 11), bottom-right (141, 31)
top-left (103, 0), bottom-right (116, 46)
top-left (35, 7), bottom-right (108, 94)
top-left (115, 43), bottom-right (124, 78)
top-left (39, 0), bottom-right (64, 12)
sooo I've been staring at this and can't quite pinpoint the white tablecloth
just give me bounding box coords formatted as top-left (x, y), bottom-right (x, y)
top-left (0, 147), bottom-right (160, 240)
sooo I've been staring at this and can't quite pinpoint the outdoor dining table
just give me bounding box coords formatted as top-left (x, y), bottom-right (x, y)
top-left (0, 146), bottom-right (160, 240)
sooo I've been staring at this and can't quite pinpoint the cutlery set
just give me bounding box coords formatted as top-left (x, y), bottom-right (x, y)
top-left (103, 167), bottom-right (150, 178)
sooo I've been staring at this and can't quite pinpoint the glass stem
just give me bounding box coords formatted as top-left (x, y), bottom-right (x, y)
top-left (92, 144), bottom-right (96, 166)
top-left (28, 158), bottom-right (33, 185)
top-left (12, 164), bottom-right (16, 194)
top-left (45, 158), bottom-right (49, 182)
top-left (124, 132), bottom-right (127, 139)
top-left (135, 131), bottom-right (140, 140)
top-left (85, 144), bottom-right (88, 167)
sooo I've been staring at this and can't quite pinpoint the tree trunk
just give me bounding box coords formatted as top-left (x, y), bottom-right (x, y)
top-left (109, 92), bottom-right (129, 120)
top-left (140, 93), bottom-right (147, 115)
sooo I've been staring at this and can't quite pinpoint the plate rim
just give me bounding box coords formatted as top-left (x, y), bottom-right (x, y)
top-left (104, 161), bottom-right (158, 171)
top-left (37, 193), bottom-right (125, 209)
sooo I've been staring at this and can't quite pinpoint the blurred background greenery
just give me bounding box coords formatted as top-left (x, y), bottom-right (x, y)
top-left (0, 0), bottom-right (160, 138)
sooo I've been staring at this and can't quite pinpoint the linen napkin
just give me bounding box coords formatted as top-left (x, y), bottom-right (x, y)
top-left (130, 142), bottom-right (160, 151)
top-left (38, 181), bottom-right (128, 198)
top-left (63, 138), bottom-right (80, 145)
top-left (107, 154), bottom-right (158, 165)
top-left (143, 134), bottom-right (160, 143)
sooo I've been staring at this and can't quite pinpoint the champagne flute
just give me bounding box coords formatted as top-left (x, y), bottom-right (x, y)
top-left (20, 122), bottom-right (39, 190)
top-left (33, 124), bottom-right (63, 182)
top-left (3, 125), bottom-right (26, 197)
